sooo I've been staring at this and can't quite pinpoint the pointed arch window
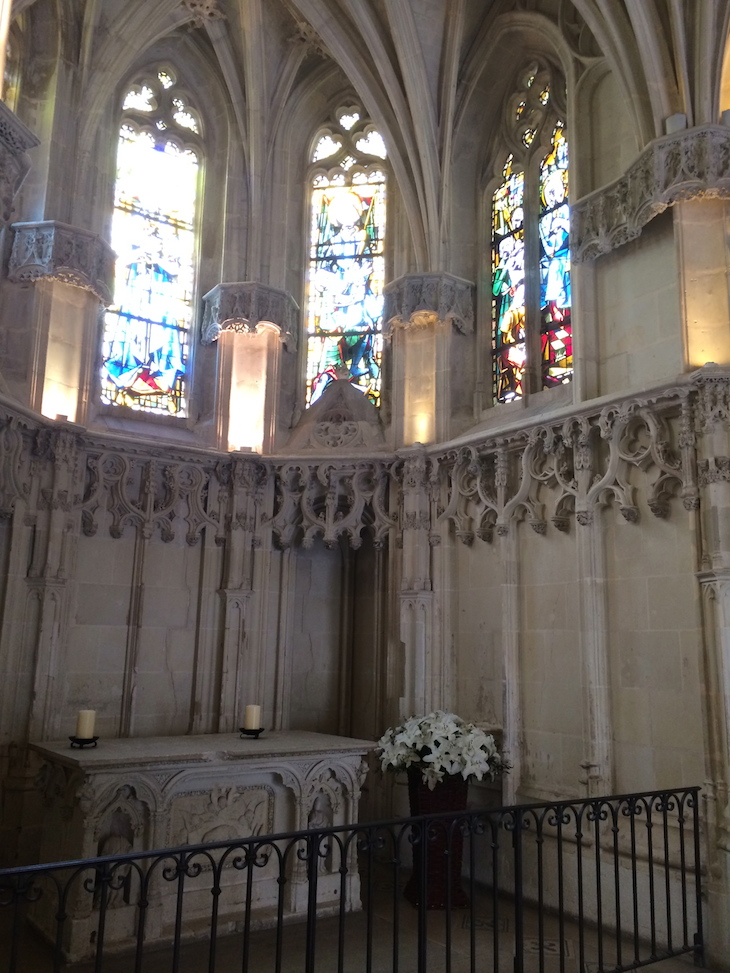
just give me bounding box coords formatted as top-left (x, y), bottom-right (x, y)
top-left (101, 67), bottom-right (202, 416)
top-left (491, 62), bottom-right (572, 403)
top-left (305, 105), bottom-right (387, 407)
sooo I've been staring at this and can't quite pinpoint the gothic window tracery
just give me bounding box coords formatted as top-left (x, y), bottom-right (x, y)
top-left (491, 61), bottom-right (572, 404)
top-left (305, 104), bottom-right (387, 408)
top-left (100, 67), bottom-right (202, 416)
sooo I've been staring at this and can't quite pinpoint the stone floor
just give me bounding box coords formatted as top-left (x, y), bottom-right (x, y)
top-left (2, 869), bottom-right (708, 973)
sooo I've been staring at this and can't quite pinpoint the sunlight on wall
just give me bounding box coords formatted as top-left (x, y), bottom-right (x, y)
top-left (224, 324), bottom-right (280, 453)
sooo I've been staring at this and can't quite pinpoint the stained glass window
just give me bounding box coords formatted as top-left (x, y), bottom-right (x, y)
top-left (492, 157), bottom-right (525, 403)
top-left (101, 70), bottom-right (201, 415)
top-left (539, 123), bottom-right (572, 389)
top-left (305, 109), bottom-right (386, 407)
top-left (491, 64), bottom-right (571, 402)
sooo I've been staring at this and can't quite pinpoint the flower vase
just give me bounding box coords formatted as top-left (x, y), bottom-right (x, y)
top-left (403, 767), bottom-right (469, 909)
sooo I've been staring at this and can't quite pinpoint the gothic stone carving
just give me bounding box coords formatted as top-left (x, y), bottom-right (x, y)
top-left (383, 272), bottom-right (475, 334)
top-left (285, 377), bottom-right (386, 450)
top-left (201, 282), bottom-right (299, 351)
top-left (0, 101), bottom-right (39, 223)
top-left (182, 0), bottom-right (225, 27)
top-left (573, 125), bottom-right (730, 262)
top-left (437, 391), bottom-right (693, 542)
top-left (9, 221), bottom-right (116, 304)
top-left (170, 785), bottom-right (272, 846)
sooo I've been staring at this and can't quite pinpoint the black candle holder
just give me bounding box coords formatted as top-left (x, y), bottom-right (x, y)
top-left (239, 727), bottom-right (264, 740)
top-left (69, 736), bottom-right (99, 749)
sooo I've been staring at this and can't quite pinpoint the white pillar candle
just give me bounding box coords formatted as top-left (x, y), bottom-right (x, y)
top-left (75, 709), bottom-right (96, 738)
top-left (244, 705), bottom-right (261, 730)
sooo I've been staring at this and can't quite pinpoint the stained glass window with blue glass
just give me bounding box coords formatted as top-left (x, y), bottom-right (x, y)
top-left (539, 123), bottom-right (572, 389)
top-left (492, 157), bottom-right (526, 403)
top-left (306, 109), bottom-right (386, 407)
top-left (491, 64), bottom-right (571, 403)
top-left (101, 70), bottom-right (200, 415)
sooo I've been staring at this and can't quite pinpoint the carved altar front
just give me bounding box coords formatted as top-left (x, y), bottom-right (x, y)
top-left (29, 731), bottom-right (372, 961)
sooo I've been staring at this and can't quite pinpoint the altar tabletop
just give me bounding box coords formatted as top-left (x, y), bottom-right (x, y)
top-left (30, 730), bottom-right (376, 772)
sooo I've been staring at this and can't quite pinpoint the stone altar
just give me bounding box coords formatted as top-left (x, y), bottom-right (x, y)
top-left (29, 731), bottom-right (374, 961)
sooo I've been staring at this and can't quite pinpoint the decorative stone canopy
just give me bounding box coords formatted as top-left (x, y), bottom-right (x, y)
top-left (201, 281), bottom-right (299, 351)
top-left (573, 124), bottom-right (730, 261)
top-left (8, 220), bottom-right (116, 304)
top-left (0, 101), bottom-right (39, 224)
top-left (383, 272), bottom-right (475, 334)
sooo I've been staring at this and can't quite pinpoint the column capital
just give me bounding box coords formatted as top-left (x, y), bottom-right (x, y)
top-left (8, 220), bottom-right (115, 304)
top-left (201, 281), bottom-right (299, 351)
top-left (383, 272), bottom-right (475, 334)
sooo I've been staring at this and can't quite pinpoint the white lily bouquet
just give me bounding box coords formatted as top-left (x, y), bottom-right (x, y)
top-left (377, 710), bottom-right (507, 791)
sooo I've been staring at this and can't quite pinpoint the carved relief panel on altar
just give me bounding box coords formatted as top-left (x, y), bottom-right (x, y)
top-left (169, 785), bottom-right (274, 847)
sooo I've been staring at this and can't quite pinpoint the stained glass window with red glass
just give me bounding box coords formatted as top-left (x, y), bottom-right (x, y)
top-left (491, 63), bottom-right (572, 403)
top-left (101, 69), bottom-right (201, 416)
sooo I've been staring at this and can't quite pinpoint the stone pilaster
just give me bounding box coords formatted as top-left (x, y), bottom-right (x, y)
top-left (384, 272), bottom-right (476, 446)
top-left (202, 282), bottom-right (298, 453)
top-left (7, 221), bottom-right (115, 422)
top-left (0, 101), bottom-right (39, 225)
top-left (693, 367), bottom-right (730, 967)
top-left (398, 446), bottom-right (434, 717)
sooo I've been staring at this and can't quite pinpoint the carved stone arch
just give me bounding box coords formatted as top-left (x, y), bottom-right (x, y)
top-left (457, 11), bottom-right (579, 173)
top-left (93, 784), bottom-right (152, 848)
top-left (94, 777), bottom-right (162, 824)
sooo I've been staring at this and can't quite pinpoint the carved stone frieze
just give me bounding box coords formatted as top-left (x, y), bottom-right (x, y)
top-left (267, 459), bottom-right (396, 550)
top-left (573, 125), bottom-right (730, 262)
top-left (9, 221), bottom-right (116, 304)
top-left (0, 372), bottom-right (723, 553)
top-left (698, 457), bottom-right (730, 486)
top-left (0, 101), bottom-right (40, 223)
top-left (437, 392), bottom-right (692, 543)
top-left (201, 282), bottom-right (299, 350)
top-left (383, 272), bottom-right (475, 334)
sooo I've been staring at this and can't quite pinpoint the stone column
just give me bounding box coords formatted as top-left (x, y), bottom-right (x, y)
top-left (7, 221), bottom-right (115, 423)
top-left (201, 282), bottom-right (298, 454)
top-left (384, 272), bottom-right (475, 446)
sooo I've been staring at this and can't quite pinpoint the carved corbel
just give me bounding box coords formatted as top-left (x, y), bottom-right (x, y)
top-left (201, 282), bottom-right (299, 351)
top-left (9, 221), bottom-right (115, 304)
top-left (383, 272), bottom-right (475, 334)
top-left (573, 125), bottom-right (730, 262)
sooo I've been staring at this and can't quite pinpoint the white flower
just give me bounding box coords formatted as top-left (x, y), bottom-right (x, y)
top-left (377, 711), bottom-right (508, 790)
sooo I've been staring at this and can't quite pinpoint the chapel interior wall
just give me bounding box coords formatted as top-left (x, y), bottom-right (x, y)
top-left (604, 504), bottom-right (705, 795)
top-left (594, 212), bottom-right (682, 396)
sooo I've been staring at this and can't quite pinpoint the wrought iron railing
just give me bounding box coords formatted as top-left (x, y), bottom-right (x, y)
top-left (0, 786), bottom-right (703, 972)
